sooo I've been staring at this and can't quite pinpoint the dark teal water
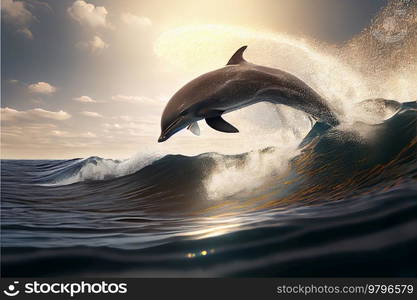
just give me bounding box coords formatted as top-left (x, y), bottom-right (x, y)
top-left (2, 105), bottom-right (417, 277)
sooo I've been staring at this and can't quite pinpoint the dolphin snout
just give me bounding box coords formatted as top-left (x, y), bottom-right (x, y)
top-left (158, 134), bottom-right (168, 143)
top-left (158, 116), bottom-right (189, 143)
top-left (158, 127), bottom-right (174, 142)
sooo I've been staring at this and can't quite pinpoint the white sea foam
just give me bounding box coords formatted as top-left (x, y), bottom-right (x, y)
top-left (50, 150), bottom-right (165, 186)
top-left (203, 145), bottom-right (300, 200)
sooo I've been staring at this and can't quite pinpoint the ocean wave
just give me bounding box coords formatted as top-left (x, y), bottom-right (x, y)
top-left (4, 102), bottom-right (411, 216)
top-left (37, 153), bottom-right (164, 186)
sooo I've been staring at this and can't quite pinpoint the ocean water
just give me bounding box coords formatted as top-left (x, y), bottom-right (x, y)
top-left (2, 1), bottom-right (417, 277)
top-left (2, 102), bottom-right (417, 277)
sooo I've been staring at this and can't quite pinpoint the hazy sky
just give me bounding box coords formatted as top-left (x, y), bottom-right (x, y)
top-left (1, 0), bottom-right (386, 159)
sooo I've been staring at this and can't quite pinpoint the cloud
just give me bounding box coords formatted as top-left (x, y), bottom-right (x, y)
top-left (51, 130), bottom-right (97, 138)
top-left (113, 115), bottom-right (132, 121)
top-left (121, 13), bottom-right (152, 27)
top-left (73, 95), bottom-right (98, 103)
top-left (77, 35), bottom-right (109, 53)
top-left (111, 94), bottom-right (161, 105)
top-left (103, 115), bottom-right (159, 137)
top-left (1, 0), bottom-right (35, 39)
top-left (3, 122), bottom-right (55, 133)
top-left (28, 81), bottom-right (56, 94)
top-left (103, 122), bottom-right (122, 129)
top-left (1, 107), bottom-right (71, 121)
top-left (68, 0), bottom-right (109, 28)
top-left (17, 27), bottom-right (34, 39)
top-left (2, 120), bottom-right (100, 158)
top-left (81, 111), bottom-right (103, 118)
top-left (1, 0), bottom-right (33, 25)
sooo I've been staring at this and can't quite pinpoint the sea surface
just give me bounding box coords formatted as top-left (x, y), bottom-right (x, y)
top-left (2, 103), bottom-right (416, 277)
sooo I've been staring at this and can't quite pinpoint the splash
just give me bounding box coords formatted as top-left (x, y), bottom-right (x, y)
top-left (46, 150), bottom-right (164, 186)
top-left (203, 145), bottom-right (300, 200)
top-left (341, 0), bottom-right (417, 100)
top-left (155, 1), bottom-right (417, 110)
top-left (154, 2), bottom-right (417, 200)
top-left (50, 1), bottom-right (417, 193)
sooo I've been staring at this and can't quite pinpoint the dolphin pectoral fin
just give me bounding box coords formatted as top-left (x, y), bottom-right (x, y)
top-left (205, 116), bottom-right (239, 133)
top-left (187, 122), bottom-right (200, 136)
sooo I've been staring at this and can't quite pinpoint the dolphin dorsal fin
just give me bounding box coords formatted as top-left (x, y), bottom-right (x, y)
top-left (226, 45), bottom-right (248, 65)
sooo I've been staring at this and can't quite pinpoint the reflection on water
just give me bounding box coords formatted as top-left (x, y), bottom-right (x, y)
top-left (2, 106), bottom-right (417, 276)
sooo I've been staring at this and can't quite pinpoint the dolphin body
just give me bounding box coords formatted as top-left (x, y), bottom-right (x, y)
top-left (158, 46), bottom-right (339, 142)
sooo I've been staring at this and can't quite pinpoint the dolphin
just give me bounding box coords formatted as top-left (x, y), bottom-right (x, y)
top-left (158, 45), bottom-right (339, 142)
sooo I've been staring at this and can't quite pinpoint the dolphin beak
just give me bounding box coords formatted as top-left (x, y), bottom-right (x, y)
top-left (158, 116), bottom-right (188, 143)
top-left (158, 134), bottom-right (168, 143)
